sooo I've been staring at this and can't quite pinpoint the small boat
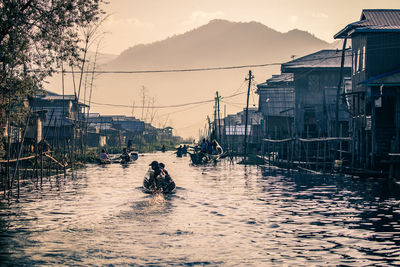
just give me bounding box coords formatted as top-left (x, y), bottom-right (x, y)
top-left (119, 151), bottom-right (139, 164)
top-left (189, 151), bottom-right (221, 164)
top-left (189, 142), bottom-right (223, 165)
top-left (143, 173), bottom-right (176, 194)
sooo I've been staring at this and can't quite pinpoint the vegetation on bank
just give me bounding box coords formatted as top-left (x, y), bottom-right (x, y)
top-left (0, 0), bottom-right (106, 158)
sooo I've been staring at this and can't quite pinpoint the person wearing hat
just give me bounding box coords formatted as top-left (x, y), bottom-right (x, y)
top-left (146, 161), bottom-right (161, 189)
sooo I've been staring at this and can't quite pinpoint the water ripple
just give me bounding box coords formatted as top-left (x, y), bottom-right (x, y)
top-left (1, 152), bottom-right (400, 265)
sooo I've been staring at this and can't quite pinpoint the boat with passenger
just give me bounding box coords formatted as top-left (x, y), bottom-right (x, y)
top-left (189, 140), bottom-right (223, 165)
top-left (143, 161), bottom-right (176, 193)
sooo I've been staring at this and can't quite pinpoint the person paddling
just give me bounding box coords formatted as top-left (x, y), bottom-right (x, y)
top-left (100, 149), bottom-right (110, 163)
top-left (147, 161), bottom-right (161, 189)
top-left (121, 148), bottom-right (131, 163)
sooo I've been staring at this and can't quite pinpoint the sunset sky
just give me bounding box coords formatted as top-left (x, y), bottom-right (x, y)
top-left (101, 0), bottom-right (400, 55)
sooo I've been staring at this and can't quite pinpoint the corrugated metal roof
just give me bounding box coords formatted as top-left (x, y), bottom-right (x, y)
top-left (335, 9), bottom-right (400, 38)
top-left (281, 49), bottom-right (351, 71)
top-left (257, 73), bottom-right (294, 89)
top-left (40, 95), bottom-right (76, 101)
top-left (361, 9), bottom-right (400, 27)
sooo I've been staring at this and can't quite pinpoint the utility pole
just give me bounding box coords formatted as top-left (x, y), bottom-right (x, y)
top-left (141, 86), bottom-right (146, 121)
top-left (216, 91), bottom-right (222, 143)
top-left (213, 97), bottom-right (217, 140)
top-left (244, 70), bottom-right (253, 158)
top-left (335, 38), bottom-right (347, 137)
top-left (335, 38), bottom-right (348, 162)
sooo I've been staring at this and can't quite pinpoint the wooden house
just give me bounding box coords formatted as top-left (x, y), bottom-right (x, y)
top-left (257, 73), bottom-right (294, 139)
top-left (281, 49), bottom-right (352, 138)
top-left (223, 108), bottom-right (262, 152)
top-left (29, 91), bottom-right (87, 147)
top-left (334, 9), bottom-right (400, 172)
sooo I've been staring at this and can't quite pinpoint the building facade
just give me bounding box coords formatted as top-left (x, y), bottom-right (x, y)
top-left (335, 9), bottom-right (400, 172)
top-left (281, 49), bottom-right (352, 138)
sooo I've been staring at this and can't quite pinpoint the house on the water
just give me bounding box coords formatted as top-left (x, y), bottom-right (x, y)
top-left (334, 9), bottom-right (400, 175)
top-left (223, 108), bottom-right (262, 152)
top-left (257, 73), bottom-right (294, 139)
top-left (281, 49), bottom-right (352, 138)
top-left (29, 91), bottom-right (87, 147)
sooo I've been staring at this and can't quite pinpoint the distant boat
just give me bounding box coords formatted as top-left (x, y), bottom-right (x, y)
top-left (189, 142), bottom-right (223, 165)
top-left (120, 151), bottom-right (139, 164)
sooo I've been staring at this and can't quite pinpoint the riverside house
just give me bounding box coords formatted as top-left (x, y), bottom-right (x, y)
top-left (257, 73), bottom-right (294, 139)
top-left (334, 9), bottom-right (400, 176)
top-left (281, 49), bottom-right (352, 138)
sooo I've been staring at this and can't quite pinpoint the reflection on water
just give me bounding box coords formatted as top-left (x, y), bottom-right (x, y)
top-left (1, 152), bottom-right (400, 266)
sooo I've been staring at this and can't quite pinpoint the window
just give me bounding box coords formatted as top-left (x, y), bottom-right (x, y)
top-left (362, 46), bottom-right (366, 71)
top-left (358, 48), bottom-right (362, 72)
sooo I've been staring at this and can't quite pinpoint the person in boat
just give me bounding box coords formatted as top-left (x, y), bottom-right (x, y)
top-left (200, 138), bottom-right (207, 153)
top-left (147, 160), bottom-right (162, 188)
top-left (158, 162), bottom-right (175, 192)
top-left (177, 145), bottom-right (183, 156)
top-left (182, 145), bottom-right (188, 154)
top-left (100, 149), bottom-right (110, 162)
top-left (207, 140), bottom-right (213, 154)
top-left (121, 148), bottom-right (131, 163)
top-left (159, 162), bottom-right (169, 176)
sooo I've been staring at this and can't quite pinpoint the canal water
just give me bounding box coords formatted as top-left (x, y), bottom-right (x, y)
top-left (1, 152), bottom-right (400, 266)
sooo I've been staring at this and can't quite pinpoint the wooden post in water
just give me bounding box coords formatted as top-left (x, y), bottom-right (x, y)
top-left (216, 91), bottom-right (222, 144)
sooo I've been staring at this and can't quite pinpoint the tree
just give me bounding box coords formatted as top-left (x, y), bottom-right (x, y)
top-left (0, 0), bottom-right (105, 157)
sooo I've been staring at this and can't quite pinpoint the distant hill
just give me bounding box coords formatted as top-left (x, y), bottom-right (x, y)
top-left (106, 19), bottom-right (329, 69)
top-left (46, 19), bottom-right (333, 138)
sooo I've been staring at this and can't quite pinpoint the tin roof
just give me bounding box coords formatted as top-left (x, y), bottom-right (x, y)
top-left (335, 9), bottom-right (400, 38)
top-left (281, 49), bottom-right (351, 72)
top-left (257, 73), bottom-right (294, 89)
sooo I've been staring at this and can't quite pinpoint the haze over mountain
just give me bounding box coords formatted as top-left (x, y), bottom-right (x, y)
top-left (107, 19), bottom-right (328, 69)
top-left (46, 19), bottom-right (334, 138)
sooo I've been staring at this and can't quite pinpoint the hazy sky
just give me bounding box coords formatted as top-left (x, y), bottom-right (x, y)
top-left (100, 0), bottom-right (400, 55)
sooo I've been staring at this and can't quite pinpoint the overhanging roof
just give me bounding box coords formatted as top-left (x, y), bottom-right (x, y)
top-left (281, 49), bottom-right (351, 72)
top-left (257, 73), bottom-right (294, 91)
top-left (335, 9), bottom-right (400, 39)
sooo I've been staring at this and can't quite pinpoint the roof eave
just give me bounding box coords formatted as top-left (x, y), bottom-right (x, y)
top-left (282, 66), bottom-right (351, 72)
top-left (354, 28), bottom-right (400, 34)
top-left (334, 26), bottom-right (351, 39)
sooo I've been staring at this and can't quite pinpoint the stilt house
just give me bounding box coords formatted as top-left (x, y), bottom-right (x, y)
top-left (281, 49), bottom-right (352, 138)
top-left (334, 9), bottom-right (400, 173)
top-left (257, 73), bottom-right (294, 139)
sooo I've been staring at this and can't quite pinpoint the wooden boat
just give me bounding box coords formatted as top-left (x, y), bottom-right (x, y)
top-left (119, 151), bottom-right (139, 164)
top-left (189, 141), bottom-right (223, 165)
top-left (143, 172), bottom-right (176, 194)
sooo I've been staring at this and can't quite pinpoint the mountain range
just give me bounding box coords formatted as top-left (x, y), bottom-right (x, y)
top-left (46, 19), bottom-right (336, 138)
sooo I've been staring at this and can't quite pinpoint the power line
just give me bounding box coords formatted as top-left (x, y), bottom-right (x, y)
top-left (60, 62), bottom-right (283, 74)
top-left (90, 91), bottom-right (247, 109)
